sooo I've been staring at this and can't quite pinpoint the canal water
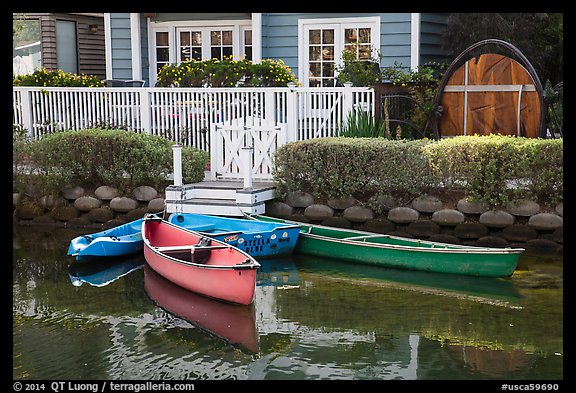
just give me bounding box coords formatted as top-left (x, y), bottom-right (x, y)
top-left (13, 224), bottom-right (563, 380)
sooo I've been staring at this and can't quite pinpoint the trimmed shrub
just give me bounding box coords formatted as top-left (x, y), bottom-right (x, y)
top-left (15, 129), bottom-right (209, 194)
top-left (273, 135), bottom-right (563, 208)
top-left (273, 137), bottom-right (437, 203)
top-left (423, 135), bottom-right (563, 207)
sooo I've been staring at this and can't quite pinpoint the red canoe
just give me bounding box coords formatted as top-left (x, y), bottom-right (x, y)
top-left (142, 215), bottom-right (260, 305)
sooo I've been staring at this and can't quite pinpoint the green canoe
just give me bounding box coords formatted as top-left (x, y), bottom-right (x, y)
top-left (250, 215), bottom-right (524, 278)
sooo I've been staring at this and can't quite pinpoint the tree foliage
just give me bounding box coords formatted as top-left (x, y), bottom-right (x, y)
top-left (442, 13), bottom-right (563, 85)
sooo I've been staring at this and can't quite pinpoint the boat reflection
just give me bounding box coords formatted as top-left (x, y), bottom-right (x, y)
top-left (143, 264), bottom-right (259, 354)
top-left (67, 254), bottom-right (145, 287)
top-left (257, 256), bottom-right (301, 288)
top-left (295, 255), bottom-right (522, 306)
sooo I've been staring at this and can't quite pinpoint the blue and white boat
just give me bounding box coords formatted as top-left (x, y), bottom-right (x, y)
top-left (68, 213), bottom-right (300, 261)
top-left (167, 213), bottom-right (301, 259)
top-left (67, 218), bottom-right (144, 261)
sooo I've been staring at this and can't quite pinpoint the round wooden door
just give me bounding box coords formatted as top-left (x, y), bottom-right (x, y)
top-left (439, 53), bottom-right (541, 138)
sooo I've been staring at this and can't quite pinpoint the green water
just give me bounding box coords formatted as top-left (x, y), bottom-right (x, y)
top-left (13, 224), bottom-right (563, 380)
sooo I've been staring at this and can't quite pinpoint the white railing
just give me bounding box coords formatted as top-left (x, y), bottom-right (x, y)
top-left (13, 85), bottom-right (374, 150)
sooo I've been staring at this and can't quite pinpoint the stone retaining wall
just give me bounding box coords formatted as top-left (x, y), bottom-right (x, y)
top-left (13, 185), bottom-right (165, 229)
top-left (266, 192), bottom-right (563, 253)
top-left (13, 185), bottom-right (563, 253)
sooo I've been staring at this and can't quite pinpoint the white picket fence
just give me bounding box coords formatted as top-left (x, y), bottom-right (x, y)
top-left (13, 85), bottom-right (374, 181)
top-left (13, 85), bottom-right (374, 149)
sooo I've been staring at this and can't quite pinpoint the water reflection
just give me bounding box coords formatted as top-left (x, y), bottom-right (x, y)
top-left (144, 264), bottom-right (259, 354)
top-left (296, 255), bottom-right (523, 307)
top-left (68, 255), bottom-right (144, 287)
top-left (13, 225), bottom-right (563, 380)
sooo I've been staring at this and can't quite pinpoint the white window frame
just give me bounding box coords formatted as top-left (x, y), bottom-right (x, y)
top-left (148, 19), bottom-right (252, 85)
top-left (298, 16), bottom-right (381, 87)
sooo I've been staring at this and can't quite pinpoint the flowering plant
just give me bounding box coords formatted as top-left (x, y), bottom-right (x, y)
top-left (13, 68), bottom-right (104, 87)
top-left (156, 57), bottom-right (298, 87)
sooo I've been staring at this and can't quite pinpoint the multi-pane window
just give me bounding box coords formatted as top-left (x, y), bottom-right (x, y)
top-left (301, 18), bottom-right (380, 87)
top-left (243, 29), bottom-right (252, 60)
top-left (155, 31), bottom-right (170, 71)
top-left (179, 31), bottom-right (202, 61)
top-left (151, 24), bottom-right (251, 82)
top-left (210, 30), bottom-right (233, 59)
top-left (344, 27), bottom-right (372, 59)
top-left (308, 28), bottom-right (335, 87)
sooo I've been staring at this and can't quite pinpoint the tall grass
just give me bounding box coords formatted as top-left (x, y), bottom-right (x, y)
top-left (339, 109), bottom-right (386, 138)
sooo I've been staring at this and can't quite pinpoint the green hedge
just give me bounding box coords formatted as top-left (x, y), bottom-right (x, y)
top-left (273, 135), bottom-right (563, 208)
top-left (13, 129), bottom-right (209, 194)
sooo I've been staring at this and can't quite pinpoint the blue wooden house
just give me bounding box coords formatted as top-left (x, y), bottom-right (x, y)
top-left (104, 13), bottom-right (448, 87)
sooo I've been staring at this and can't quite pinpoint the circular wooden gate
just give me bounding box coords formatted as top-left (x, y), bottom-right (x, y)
top-left (436, 40), bottom-right (544, 138)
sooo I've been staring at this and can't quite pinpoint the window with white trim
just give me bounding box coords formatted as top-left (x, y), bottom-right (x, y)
top-left (149, 21), bottom-right (251, 84)
top-left (241, 27), bottom-right (252, 61)
top-left (155, 31), bottom-right (170, 71)
top-left (299, 17), bottom-right (380, 87)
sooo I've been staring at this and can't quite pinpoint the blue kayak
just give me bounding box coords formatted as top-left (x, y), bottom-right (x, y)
top-left (67, 218), bottom-right (144, 261)
top-left (167, 213), bottom-right (301, 259)
top-left (68, 213), bottom-right (300, 261)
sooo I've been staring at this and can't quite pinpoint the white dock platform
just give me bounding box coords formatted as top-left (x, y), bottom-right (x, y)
top-left (165, 180), bottom-right (276, 217)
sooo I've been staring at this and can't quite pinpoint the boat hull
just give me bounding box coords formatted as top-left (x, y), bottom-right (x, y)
top-left (168, 213), bottom-right (300, 258)
top-left (252, 216), bottom-right (523, 278)
top-left (67, 218), bottom-right (143, 260)
top-left (142, 216), bottom-right (260, 305)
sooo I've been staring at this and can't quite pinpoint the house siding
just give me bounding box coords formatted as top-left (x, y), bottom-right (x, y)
top-left (107, 12), bottom-right (448, 85)
top-left (419, 13), bottom-right (449, 65)
top-left (151, 13), bottom-right (249, 22)
top-left (260, 13), bottom-right (415, 77)
top-left (109, 13), bottom-right (132, 80)
top-left (139, 14), bottom-right (149, 85)
top-left (17, 13), bottom-right (105, 79)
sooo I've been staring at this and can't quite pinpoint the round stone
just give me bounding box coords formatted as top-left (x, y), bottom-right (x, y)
top-left (412, 194), bottom-right (443, 213)
top-left (528, 213), bottom-right (563, 231)
top-left (133, 186), bottom-right (158, 202)
top-left (387, 207), bottom-right (419, 224)
top-left (74, 196), bottom-right (102, 212)
top-left (304, 204), bottom-right (334, 221)
top-left (506, 199), bottom-right (540, 216)
top-left (457, 198), bottom-right (489, 214)
top-left (285, 191), bottom-right (314, 208)
top-left (110, 197), bottom-right (139, 213)
top-left (95, 185), bottom-right (120, 201)
top-left (479, 210), bottom-right (515, 228)
top-left (343, 206), bottom-right (374, 223)
top-left (431, 209), bottom-right (465, 226)
top-left (266, 201), bottom-right (293, 218)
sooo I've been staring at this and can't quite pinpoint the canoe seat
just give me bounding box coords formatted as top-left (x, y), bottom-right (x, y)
top-left (192, 237), bottom-right (212, 264)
